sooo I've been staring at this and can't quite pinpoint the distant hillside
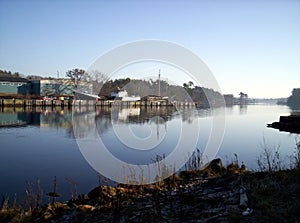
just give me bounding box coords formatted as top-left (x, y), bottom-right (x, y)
top-left (99, 78), bottom-right (225, 107)
top-left (251, 98), bottom-right (287, 104)
top-left (0, 69), bottom-right (58, 81)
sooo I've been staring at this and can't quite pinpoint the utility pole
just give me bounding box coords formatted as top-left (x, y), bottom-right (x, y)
top-left (166, 78), bottom-right (168, 97)
top-left (158, 69), bottom-right (161, 97)
top-left (56, 71), bottom-right (60, 97)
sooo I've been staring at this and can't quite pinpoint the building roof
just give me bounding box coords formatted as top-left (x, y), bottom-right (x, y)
top-left (0, 76), bottom-right (29, 83)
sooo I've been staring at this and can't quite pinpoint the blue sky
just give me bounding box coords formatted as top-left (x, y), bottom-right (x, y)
top-left (0, 0), bottom-right (299, 98)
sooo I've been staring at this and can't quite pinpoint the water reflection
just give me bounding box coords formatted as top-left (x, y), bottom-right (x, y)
top-left (0, 105), bottom-right (297, 199)
top-left (71, 106), bottom-right (205, 137)
top-left (0, 106), bottom-right (212, 130)
top-left (72, 105), bottom-right (205, 184)
top-left (239, 104), bottom-right (247, 115)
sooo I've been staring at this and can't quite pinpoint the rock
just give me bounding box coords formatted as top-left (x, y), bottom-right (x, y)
top-left (240, 163), bottom-right (247, 172)
top-left (242, 208), bottom-right (253, 216)
top-left (267, 115), bottom-right (300, 134)
top-left (227, 163), bottom-right (239, 174)
top-left (61, 214), bottom-right (74, 223)
top-left (68, 194), bottom-right (90, 207)
top-left (239, 187), bottom-right (248, 209)
top-left (77, 194), bottom-right (89, 200)
top-left (38, 202), bottom-right (70, 221)
top-left (77, 204), bottom-right (95, 212)
top-left (179, 170), bottom-right (199, 179)
top-left (201, 158), bottom-right (223, 175)
top-left (88, 186), bottom-right (116, 200)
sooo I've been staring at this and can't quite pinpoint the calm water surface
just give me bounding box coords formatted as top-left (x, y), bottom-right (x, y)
top-left (0, 104), bottom-right (298, 201)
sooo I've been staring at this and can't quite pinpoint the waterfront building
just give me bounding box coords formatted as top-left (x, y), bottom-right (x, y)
top-left (111, 90), bottom-right (141, 102)
top-left (0, 77), bottom-right (92, 98)
top-left (0, 76), bottom-right (31, 95)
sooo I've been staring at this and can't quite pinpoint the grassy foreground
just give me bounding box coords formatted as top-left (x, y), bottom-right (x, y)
top-left (1, 158), bottom-right (299, 223)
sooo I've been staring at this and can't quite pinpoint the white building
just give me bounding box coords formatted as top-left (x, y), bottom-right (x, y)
top-left (111, 90), bottom-right (140, 102)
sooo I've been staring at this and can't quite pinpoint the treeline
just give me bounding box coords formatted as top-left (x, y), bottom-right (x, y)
top-left (0, 69), bottom-right (23, 78)
top-left (99, 78), bottom-right (225, 107)
top-left (0, 69), bottom-right (56, 80)
top-left (1, 68), bottom-right (226, 107)
top-left (287, 88), bottom-right (300, 109)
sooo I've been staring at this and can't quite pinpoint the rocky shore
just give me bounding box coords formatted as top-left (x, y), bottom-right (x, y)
top-left (1, 159), bottom-right (299, 223)
top-left (267, 115), bottom-right (300, 134)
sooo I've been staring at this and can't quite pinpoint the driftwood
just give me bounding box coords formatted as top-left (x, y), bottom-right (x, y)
top-left (239, 187), bottom-right (248, 208)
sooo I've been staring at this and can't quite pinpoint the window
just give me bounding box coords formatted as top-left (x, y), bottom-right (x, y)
top-left (10, 83), bottom-right (14, 86)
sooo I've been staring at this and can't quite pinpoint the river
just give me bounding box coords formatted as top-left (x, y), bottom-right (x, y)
top-left (0, 104), bottom-right (298, 202)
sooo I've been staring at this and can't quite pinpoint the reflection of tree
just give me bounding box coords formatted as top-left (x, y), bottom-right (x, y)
top-left (179, 109), bottom-right (196, 124)
top-left (95, 107), bottom-right (113, 134)
top-left (24, 106), bottom-right (220, 139)
top-left (239, 104), bottom-right (247, 115)
top-left (72, 110), bottom-right (100, 139)
top-left (137, 107), bottom-right (175, 123)
top-left (45, 106), bottom-right (223, 140)
top-left (92, 107), bottom-right (178, 136)
top-left (40, 110), bottom-right (73, 128)
top-left (93, 106), bottom-right (204, 132)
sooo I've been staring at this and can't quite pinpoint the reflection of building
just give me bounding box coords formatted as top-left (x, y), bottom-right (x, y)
top-left (109, 106), bottom-right (175, 124)
top-left (0, 109), bottom-right (73, 128)
top-left (117, 108), bottom-right (141, 121)
top-left (39, 110), bottom-right (72, 128)
top-left (0, 111), bottom-right (40, 127)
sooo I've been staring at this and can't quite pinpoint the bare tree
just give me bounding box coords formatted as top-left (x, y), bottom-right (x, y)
top-left (88, 70), bottom-right (108, 95)
top-left (239, 92), bottom-right (248, 105)
top-left (66, 68), bottom-right (85, 89)
top-left (188, 81), bottom-right (194, 88)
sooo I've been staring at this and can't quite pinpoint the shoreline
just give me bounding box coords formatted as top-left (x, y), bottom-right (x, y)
top-left (0, 98), bottom-right (196, 109)
top-left (1, 158), bottom-right (299, 223)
